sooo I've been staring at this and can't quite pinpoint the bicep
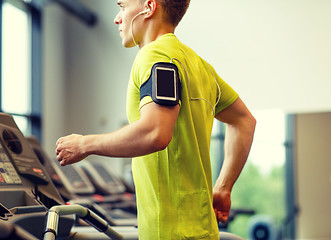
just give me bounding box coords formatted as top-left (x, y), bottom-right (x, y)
top-left (140, 102), bottom-right (180, 141)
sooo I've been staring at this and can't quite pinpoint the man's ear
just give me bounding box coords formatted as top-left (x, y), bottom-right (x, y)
top-left (143, 0), bottom-right (157, 18)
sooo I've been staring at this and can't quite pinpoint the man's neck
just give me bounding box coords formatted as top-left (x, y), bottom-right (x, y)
top-left (138, 19), bottom-right (175, 48)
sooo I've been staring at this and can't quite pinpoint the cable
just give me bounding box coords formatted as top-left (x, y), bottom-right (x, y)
top-left (130, 10), bottom-right (149, 47)
top-left (170, 58), bottom-right (221, 115)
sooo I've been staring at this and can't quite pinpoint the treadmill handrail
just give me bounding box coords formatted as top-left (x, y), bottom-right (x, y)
top-left (43, 204), bottom-right (123, 240)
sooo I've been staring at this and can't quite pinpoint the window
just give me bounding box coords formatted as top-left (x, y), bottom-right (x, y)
top-left (1, 0), bottom-right (42, 139)
top-left (211, 110), bottom-right (295, 239)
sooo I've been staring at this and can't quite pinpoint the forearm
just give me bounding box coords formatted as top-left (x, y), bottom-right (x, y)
top-left (214, 117), bottom-right (256, 192)
top-left (56, 103), bottom-right (179, 166)
top-left (83, 119), bottom-right (169, 158)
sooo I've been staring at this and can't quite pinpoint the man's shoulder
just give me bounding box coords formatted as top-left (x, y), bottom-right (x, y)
top-left (135, 37), bottom-right (176, 66)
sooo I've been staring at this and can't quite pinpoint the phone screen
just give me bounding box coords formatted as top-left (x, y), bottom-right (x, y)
top-left (156, 68), bottom-right (176, 99)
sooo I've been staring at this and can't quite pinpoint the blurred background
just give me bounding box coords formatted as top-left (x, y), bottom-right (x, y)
top-left (1, 0), bottom-right (330, 239)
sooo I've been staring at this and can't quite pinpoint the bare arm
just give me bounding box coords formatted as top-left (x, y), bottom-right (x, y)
top-left (56, 103), bottom-right (179, 166)
top-left (213, 97), bottom-right (256, 223)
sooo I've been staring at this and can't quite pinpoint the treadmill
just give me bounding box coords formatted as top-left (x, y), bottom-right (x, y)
top-left (0, 113), bottom-right (139, 239)
top-left (26, 136), bottom-right (137, 227)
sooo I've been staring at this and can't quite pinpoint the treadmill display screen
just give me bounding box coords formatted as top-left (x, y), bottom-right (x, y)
top-left (0, 141), bottom-right (22, 185)
top-left (93, 164), bottom-right (115, 184)
top-left (54, 160), bottom-right (88, 189)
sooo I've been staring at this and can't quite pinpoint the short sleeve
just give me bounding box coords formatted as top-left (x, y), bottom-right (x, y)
top-left (212, 67), bottom-right (239, 115)
top-left (132, 46), bottom-right (173, 109)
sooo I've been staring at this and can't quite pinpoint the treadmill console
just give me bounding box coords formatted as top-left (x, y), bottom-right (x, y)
top-left (27, 135), bottom-right (96, 197)
top-left (82, 161), bottom-right (126, 195)
top-left (0, 140), bottom-right (22, 185)
top-left (50, 158), bottom-right (96, 195)
top-left (0, 113), bottom-right (64, 205)
top-left (1, 127), bottom-right (49, 185)
top-left (26, 136), bottom-right (71, 201)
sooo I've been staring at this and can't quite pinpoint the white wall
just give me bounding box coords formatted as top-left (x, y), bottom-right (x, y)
top-left (296, 112), bottom-right (331, 239)
top-left (63, 1), bottom-right (136, 136)
top-left (42, 4), bottom-right (67, 160)
top-left (177, 0), bottom-right (331, 113)
top-left (43, 0), bottom-right (138, 172)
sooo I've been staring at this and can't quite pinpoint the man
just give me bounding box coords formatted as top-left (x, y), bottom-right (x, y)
top-left (56, 0), bottom-right (256, 239)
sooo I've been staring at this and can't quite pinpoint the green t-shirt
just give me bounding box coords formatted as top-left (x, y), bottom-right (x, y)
top-left (126, 33), bottom-right (238, 239)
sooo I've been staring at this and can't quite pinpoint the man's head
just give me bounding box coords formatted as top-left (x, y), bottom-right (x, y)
top-left (114, 0), bottom-right (190, 48)
top-left (140, 0), bottom-right (190, 27)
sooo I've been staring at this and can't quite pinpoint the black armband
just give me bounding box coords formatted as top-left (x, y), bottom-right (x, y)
top-left (140, 62), bottom-right (181, 106)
